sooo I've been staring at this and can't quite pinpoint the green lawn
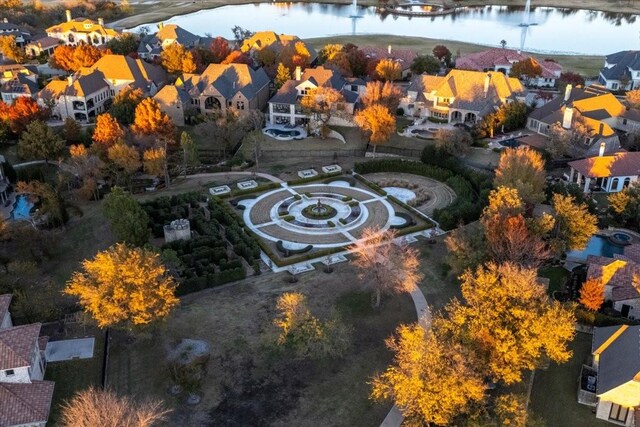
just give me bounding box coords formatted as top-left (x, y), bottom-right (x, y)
top-left (529, 332), bottom-right (609, 427)
top-left (45, 328), bottom-right (106, 426)
top-left (538, 266), bottom-right (570, 295)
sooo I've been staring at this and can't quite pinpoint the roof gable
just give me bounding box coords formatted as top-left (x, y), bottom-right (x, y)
top-left (0, 323), bottom-right (40, 370)
top-left (593, 325), bottom-right (640, 395)
top-left (0, 381), bottom-right (54, 426)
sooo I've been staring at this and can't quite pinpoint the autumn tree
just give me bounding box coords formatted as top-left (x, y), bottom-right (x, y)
top-left (344, 43), bottom-right (368, 77)
top-left (274, 62), bottom-right (290, 89)
top-left (360, 81), bottom-right (402, 112)
top-left (350, 227), bottom-right (421, 308)
top-left (0, 35), bottom-right (25, 63)
top-left (63, 117), bottom-right (83, 145)
top-left (509, 57), bottom-right (543, 79)
top-left (494, 393), bottom-right (528, 427)
top-left (432, 45), bottom-right (452, 66)
top-left (92, 113), bottom-right (124, 153)
top-left (494, 100), bottom-right (529, 132)
top-left (608, 182), bottom-right (640, 226)
top-left (374, 59), bottom-right (401, 82)
top-left (494, 146), bottom-right (546, 206)
top-left (557, 71), bottom-right (585, 94)
top-left (445, 222), bottom-right (488, 275)
top-left (371, 323), bottom-right (486, 425)
top-left (0, 97), bottom-right (49, 135)
top-left (221, 50), bottom-right (252, 65)
top-left (143, 147), bottom-right (169, 187)
top-left (546, 122), bottom-right (572, 159)
top-left (550, 193), bottom-right (598, 253)
top-left (17, 120), bottom-right (65, 162)
top-left (209, 36), bottom-right (231, 63)
top-left (410, 54), bottom-right (441, 75)
top-left (103, 187), bottom-right (150, 247)
top-left (59, 386), bottom-right (170, 427)
top-left (180, 131), bottom-right (198, 177)
top-left (109, 87), bottom-right (144, 126)
top-left (105, 33), bottom-right (139, 55)
top-left (131, 98), bottom-right (175, 139)
top-left (354, 104), bottom-right (396, 157)
top-left (65, 243), bottom-right (179, 330)
top-left (160, 43), bottom-right (196, 75)
top-left (255, 47), bottom-right (277, 68)
top-left (445, 262), bottom-right (576, 384)
top-left (626, 89), bottom-right (640, 108)
top-left (318, 43), bottom-right (344, 64)
top-left (69, 144), bottom-right (102, 201)
top-left (300, 86), bottom-right (345, 138)
top-left (434, 127), bottom-right (473, 155)
top-left (16, 180), bottom-right (68, 227)
top-left (107, 142), bottom-right (141, 188)
top-left (579, 278), bottom-right (605, 311)
top-left (274, 292), bottom-right (350, 359)
top-left (280, 41), bottom-right (311, 71)
top-left (50, 44), bottom-right (105, 72)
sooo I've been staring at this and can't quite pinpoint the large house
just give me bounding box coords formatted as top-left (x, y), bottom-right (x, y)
top-left (39, 73), bottom-right (111, 122)
top-left (0, 294), bottom-right (54, 427)
top-left (401, 69), bottom-right (525, 124)
top-left (580, 325), bottom-right (640, 426)
top-left (0, 64), bottom-right (39, 103)
top-left (82, 54), bottom-right (168, 96)
top-left (25, 37), bottom-right (60, 58)
top-left (361, 45), bottom-right (417, 79)
top-left (46, 10), bottom-right (119, 46)
top-left (566, 149), bottom-right (640, 193)
top-left (455, 48), bottom-right (562, 88)
top-left (527, 84), bottom-right (640, 157)
top-left (267, 65), bottom-right (365, 126)
top-left (586, 243), bottom-right (640, 318)
top-left (153, 84), bottom-right (192, 126)
top-left (240, 31), bottom-right (318, 65)
top-left (0, 18), bottom-right (31, 47)
top-left (599, 51), bottom-right (640, 91)
top-left (178, 63), bottom-right (270, 116)
top-left (137, 23), bottom-right (213, 60)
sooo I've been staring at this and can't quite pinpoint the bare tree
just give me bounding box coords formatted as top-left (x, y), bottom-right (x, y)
top-left (59, 386), bottom-right (170, 427)
top-left (350, 227), bottom-right (422, 308)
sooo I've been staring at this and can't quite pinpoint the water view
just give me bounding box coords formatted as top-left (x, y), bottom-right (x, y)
top-left (131, 3), bottom-right (639, 55)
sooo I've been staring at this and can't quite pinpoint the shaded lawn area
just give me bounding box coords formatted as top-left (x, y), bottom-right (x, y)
top-left (529, 332), bottom-right (609, 427)
top-left (44, 327), bottom-right (106, 426)
top-left (415, 236), bottom-right (462, 311)
top-left (107, 262), bottom-right (416, 426)
top-left (538, 265), bottom-right (570, 295)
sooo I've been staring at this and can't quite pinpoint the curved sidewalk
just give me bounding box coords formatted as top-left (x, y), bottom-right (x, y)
top-left (185, 171), bottom-right (284, 183)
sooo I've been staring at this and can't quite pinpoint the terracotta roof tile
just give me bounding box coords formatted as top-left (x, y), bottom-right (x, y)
top-left (456, 48), bottom-right (562, 78)
top-left (568, 151), bottom-right (640, 178)
top-left (0, 323), bottom-right (40, 370)
top-left (587, 256), bottom-right (640, 301)
top-left (0, 381), bottom-right (54, 426)
top-left (0, 294), bottom-right (11, 326)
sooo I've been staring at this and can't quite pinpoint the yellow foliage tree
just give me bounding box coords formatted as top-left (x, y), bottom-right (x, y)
top-left (371, 323), bottom-right (486, 425)
top-left (107, 142), bottom-right (141, 188)
top-left (0, 35), bottom-right (25, 63)
top-left (160, 43), bottom-right (196, 74)
top-left (494, 146), bottom-right (546, 206)
top-left (350, 227), bottom-right (421, 308)
top-left (64, 243), bottom-right (179, 329)
top-left (92, 113), bottom-right (124, 153)
top-left (354, 104), bottom-right (396, 157)
top-left (360, 81), bottom-right (402, 112)
top-left (445, 262), bottom-right (576, 384)
top-left (300, 86), bottom-right (344, 138)
top-left (375, 59), bottom-right (401, 81)
top-left (579, 278), bottom-right (605, 311)
top-left (551, 193), bottom-right (598, 252)
top-left (131, 98), bottom-right (175, 139)
top-left (143, 148), bottom-right (165, 177)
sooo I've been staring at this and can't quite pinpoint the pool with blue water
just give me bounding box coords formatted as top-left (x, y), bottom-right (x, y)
top-left (566, 236), bottom-right (624, 262)
top-left (10, 195), bottom-right (34, 220)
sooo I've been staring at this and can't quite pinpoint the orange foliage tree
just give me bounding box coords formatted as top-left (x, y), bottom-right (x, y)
top-left (64, 243), bottom-right (179, 330)
top-left (209, 36), bottom-right (231, 63)
top-left (0, 97), bottom-right (49, 135)
top-left (375, 59), bottom-right (401, 81)
top-left (221, 50), bottom-right (252, 65)
top-left (50, 44), bottom-right (107, 72)
top-left (371, 323), bottom-right (486, 425)
top-left (131, 98), bottom-right (175, 139)
top-left (360, 80), bottom-right (402, 112)
top-left (354, 104), bottom-right (396, 156)
top-left (160, 43), bottom-right (196, 75)
top-left (300, 86), bottom-right (345, 138)
top-left (0, 35), bottom-right (25, 63)
top-left (349, 227), bottom-right (421, 308)
top-left (579, 278), bottom-right (605, 311)
top-left (107, 142), bottom-right (141, 188)
top-left (92, 113), bottom-right (124, 153)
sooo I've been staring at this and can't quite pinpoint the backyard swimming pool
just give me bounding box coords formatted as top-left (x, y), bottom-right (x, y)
top-left (263, 126), bottom-right (306, 141)
top-left (10, 195), bottom-right (33, 220)
top-left (565, 236), bottom-right (624, 263)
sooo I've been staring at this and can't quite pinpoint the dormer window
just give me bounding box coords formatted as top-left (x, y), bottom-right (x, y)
top-left (300, 88), bottom-right (308, 95)
top-left (5, 369), bottom-right (14, 376)
top-left (84, 24), bottom-right (92, 29)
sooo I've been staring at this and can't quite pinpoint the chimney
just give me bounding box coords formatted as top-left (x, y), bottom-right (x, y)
top-left (158, 22), bottom-right (164, 30)
top-left (98, 17), bottom-right (104, 26)
top-left (67, 75), bottom-right (75, 87)
top-left (562, 104), bottom-right (573, 129)
top-left (2, 18), bottom-right (7, 24)
top-left (599, 122), bottom-right (605, 135)
top-left (295, 66), bottom-right (302, 81)
top-left (483, 73), bottom-right (491, 96)
top-left (564, 84), bottom-right (572, 102)
top-left (388, 44), bottom-right (392, 55)
top-left (599, 141), bottom-right (606, 157)
top-left (65, 9), bottom-right (72, 22)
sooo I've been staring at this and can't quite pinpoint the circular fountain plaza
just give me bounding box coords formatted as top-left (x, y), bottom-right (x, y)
top-left (239, 181), bottom-right (412, 249)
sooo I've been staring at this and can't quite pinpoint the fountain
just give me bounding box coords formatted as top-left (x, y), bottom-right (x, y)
top-left (349, 0), bottom-right (361, 18)
top-left (518, 0), bottom-right (537, 27)
top-left (301, 199), bottom-right (337, 219)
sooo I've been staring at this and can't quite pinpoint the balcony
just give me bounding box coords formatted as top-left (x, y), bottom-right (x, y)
top-left (72, 101), bottom-right (86, 111)
top-left (272, 104), bottom-right (290, 114)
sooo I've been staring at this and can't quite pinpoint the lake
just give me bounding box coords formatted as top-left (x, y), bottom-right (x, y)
top-left (130, 3), bottom-right (638, 55)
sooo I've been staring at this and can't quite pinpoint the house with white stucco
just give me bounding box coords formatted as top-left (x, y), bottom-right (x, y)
top-left (566, 149), bottom-right (640, 193)
top-left (46, 10), bottom-right (119, 47)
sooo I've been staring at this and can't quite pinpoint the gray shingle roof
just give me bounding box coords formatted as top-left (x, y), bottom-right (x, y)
top-left (601, 51), bottom-right (640, 81)
top-left (192, 63), bottom-right (269, 101)
top-left (592, 325), bottom-right (640, 395)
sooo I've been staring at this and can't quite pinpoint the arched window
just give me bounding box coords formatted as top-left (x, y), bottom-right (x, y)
top-left (623, 177), bottom-right (631, 189)
top-left (611, 178), bottom-right (619, 192)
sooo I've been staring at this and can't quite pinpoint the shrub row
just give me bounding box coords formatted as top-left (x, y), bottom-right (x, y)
top-left (287, 171), bottom-right (342, 186)
top-left (177, 268), bottom-right (246, 296)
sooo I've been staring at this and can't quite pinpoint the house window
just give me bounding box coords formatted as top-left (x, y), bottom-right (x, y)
top-left (609, 404), bottom-right (629, 423)
top-left (236, 101), bottom-right (245, 110)
top-left (612, 83), bottom-right (619, 90)
top-left (5, 369), bottom-right (14, 376)
top-left (350, 85), bottom-right (358, 92)
top-left (300, 88), bottom-right (308, 95)
top-left (623, 119), bottom-right (628, 125)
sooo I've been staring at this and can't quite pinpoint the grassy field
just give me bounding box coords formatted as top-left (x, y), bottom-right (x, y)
top-left (538, 265), bottom-right (570, 295)
top-left (106, 262), bottom-right (418, 426)
top-left (307, 35), bottom-right (604, 77)
top-left (529, 332), bottom-right (609, 427)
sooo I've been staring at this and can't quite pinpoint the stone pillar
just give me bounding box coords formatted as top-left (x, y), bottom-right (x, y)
top-left (576, 172), bottom-right (582, 187)
top-left (569, 167), bottom-right (575, 183)
top-left (584, 177), bottom-right (591, 193)
top-left (290, 104), bottom-right (295, 125)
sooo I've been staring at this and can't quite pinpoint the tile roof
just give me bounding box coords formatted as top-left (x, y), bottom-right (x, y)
top-left (568, 151), bottom-right (640, 178)
top-left (456, 48), bottom-right (562, 78)
top-left (587, 255), bottom-right (640, 301)
top-left (0, 380), bottom-right (54, 426)
top-left (360, 46), bottom-right (417, 71)
top-left (592, 325), bottom-right (640, 394)
top-left (0, 323), bottom-right (40, 370)
top-left (0, 294), bottom-right (11, 326)
top-left (46, 18), bottom-right (119, 37)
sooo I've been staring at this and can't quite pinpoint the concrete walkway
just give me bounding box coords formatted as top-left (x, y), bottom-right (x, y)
top-left (380, 275), bottom-right (432, 427)
top-left (186, 171), bottom-right (284, 183)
